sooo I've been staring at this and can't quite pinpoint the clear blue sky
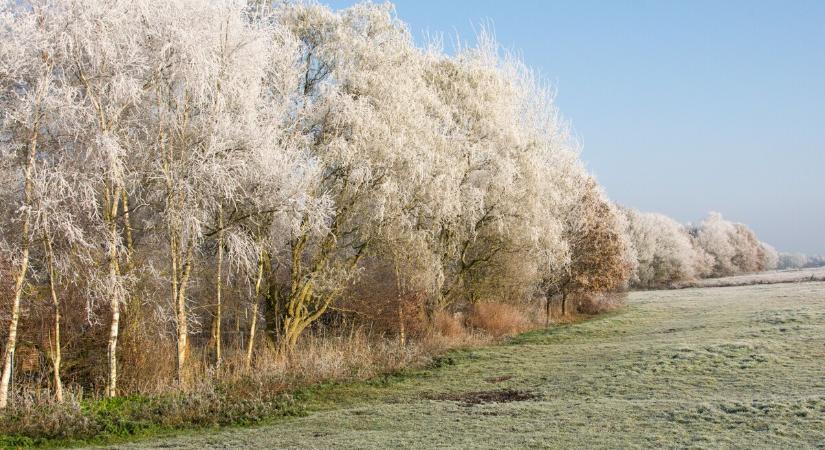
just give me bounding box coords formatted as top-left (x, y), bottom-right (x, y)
top-left (325, 0), bottom-right (825, 254)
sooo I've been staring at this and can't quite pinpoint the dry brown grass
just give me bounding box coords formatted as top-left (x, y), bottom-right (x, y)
top-left (247, 328), bottom-right (429, 384)
top-left (432, 310), bottom-right (466, 339)
top-left (467, 302), bottom-right (535, 337)
top-left (421, 310), bottom-right (491, 353)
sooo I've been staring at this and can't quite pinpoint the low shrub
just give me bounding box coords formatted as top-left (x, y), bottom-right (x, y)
top-left (467, 302), bottom-right (534, 337)
top-left (432, 310), bottom-right (466, 339)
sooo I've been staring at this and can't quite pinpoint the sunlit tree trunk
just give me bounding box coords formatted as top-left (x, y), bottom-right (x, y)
top-left (105, 184), bottom-right (122, 398)
top-left (0, 126), bottom-right (39, 409)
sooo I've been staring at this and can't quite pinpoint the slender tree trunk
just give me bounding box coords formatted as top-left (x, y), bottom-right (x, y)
top-left (394, 260), bottom-right (405, 346)
top-left (398, 303), bottom-right (406, 346)
top-left (245, 248), bottom-right (265, 370)
top-left (214, 206), bottom-right (224, 368)
top-left (263, 259), bottom-right (282, 346)
top-left (0, 245), bottom-right (28, 409)
top-left (0, 249), bottom-right (27, 409)
top-left (175, 274), bottom-right (187, 383)
top-left (0, 130), bottom-right (39, 409)
top-left (561, 291), bottom-right (567, 317)
top-left (121, 190), bottom-right (134, 265)
top-left (545, 294), bottom-right (551, 327)
top-left (106, 186), bottom-right (122, 398)
top-left (175, 241), bottom-right (194, 384)
top-left (235, 312), bottom-right (241, 351)
top-left (42, 234), bottom-right (63, 402)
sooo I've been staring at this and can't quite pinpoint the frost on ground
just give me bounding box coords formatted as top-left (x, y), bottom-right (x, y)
top-left (109, 282), bottom-right (825, 449)
top-left (675, 266), bottom-right (825, 288)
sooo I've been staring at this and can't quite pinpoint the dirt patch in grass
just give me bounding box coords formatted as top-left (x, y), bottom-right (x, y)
top-left (425, 389), bottom-right (540, 407)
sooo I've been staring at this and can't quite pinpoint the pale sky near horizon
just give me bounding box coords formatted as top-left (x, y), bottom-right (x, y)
top-left (324, 0), bottom-right (825, 254)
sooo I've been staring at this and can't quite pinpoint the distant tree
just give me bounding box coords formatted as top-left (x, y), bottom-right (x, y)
top-left (778, 252), bottom-right (808, 269)
top-left (623, 209), bottom-right (713, 288)
top-left (807, 255), bottom-right (825, 268)
top-left (695, 212), bottom-right (777, 277)
top-left (760, 243), bottom-right (779, 271)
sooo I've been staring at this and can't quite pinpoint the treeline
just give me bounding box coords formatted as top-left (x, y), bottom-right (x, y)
top-left (622, 210), bottom-right (778, 289)
top-left (777, 253), bottom-right (825, 270)
top-left (0, 0), bottom-right (775, 415)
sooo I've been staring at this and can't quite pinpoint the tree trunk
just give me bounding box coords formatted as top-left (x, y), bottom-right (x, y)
top-left (279, 283), bottom-right (313, 354)
top-left (561, 291), bottom-right (567, 317)
top-left (43, 234), bottom-right (63, 402)
top-left (245, 248), bottom-right (265, 370)
top-left (214, 206), bottom-right (224, 368)
top-left (398, 302), bottom-right (406, 346)
top-left (106, 186), bottom-right (122, 398)
top-left (394, 260), bottom-right (405, 346)
top-left (121, 190), bottom-right (134, 264)
top-left (175, 242), bottom-right (194, 384)
top-left (175, 283), bottom-right (187, 384)
top-left (277, 226), bottom-right (363, 354)
top-left (545, 295), bottom-right (551, 327)
top-left (263, 264), bottom-right (283, 346)
top-left (0, 127), bottom-right (39, 409)
top-left (0, 246), bottom-right (29, 410)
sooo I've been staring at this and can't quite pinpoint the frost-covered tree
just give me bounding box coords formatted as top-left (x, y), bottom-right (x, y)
top-left (0, 0), bottom-right (115, 406)
top-left (47, 0), bottom-right (154, 397)
top-left (761, 243), bottom-right (779, 271)
top-left (0, 1), bottom-right (57, 407)
top-left (133, 0), bottom-right (312, 382)
top-left (778, 252), bottom-right (808, 269)
top-left (269, 2), bottom-right (450, 350)
top-left (695, 212), bottom-right (776, 277)
top-left (421, 29), bottom-right (585, 312)
top-left (623, 209), bottom-right (713, 288)
top-left (544, 179), bottom-right (635, 316)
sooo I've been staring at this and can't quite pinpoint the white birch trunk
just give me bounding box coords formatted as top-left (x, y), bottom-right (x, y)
top-left (106, 186), bottom-right (122, 398)
top-left (0, 129), bottom-right (39, 409)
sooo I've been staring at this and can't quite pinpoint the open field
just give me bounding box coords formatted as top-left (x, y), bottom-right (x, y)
top-left (674, 267), bottom-right (825, 289)
top-left (107, 281), bottom-right (825, 449)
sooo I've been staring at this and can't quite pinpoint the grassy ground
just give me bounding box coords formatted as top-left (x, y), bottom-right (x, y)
top-left (104, 281), bottom-right (825, 449)
top-left (675, 267), bottom-right (825, 288)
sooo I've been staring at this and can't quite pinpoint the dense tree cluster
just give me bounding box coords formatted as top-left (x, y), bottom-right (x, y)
top-left (622, 210), bottom-right (778, 288)
top-left (622, 209), bottom-right (712, 288)
top-left (0, 0), bottom-right (778, 409)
